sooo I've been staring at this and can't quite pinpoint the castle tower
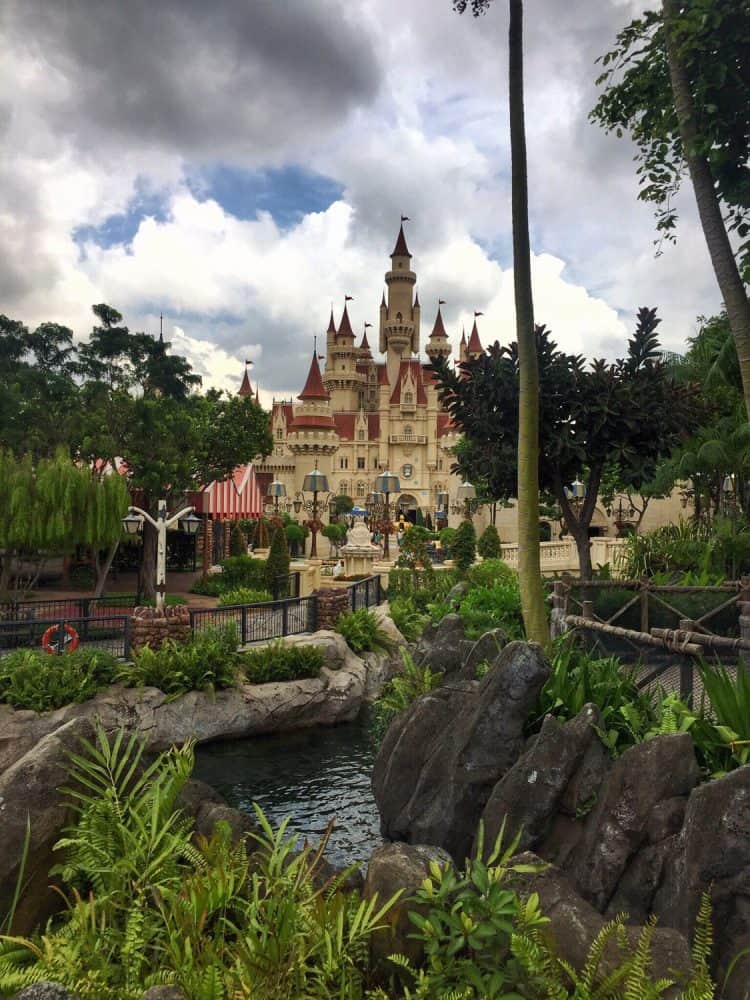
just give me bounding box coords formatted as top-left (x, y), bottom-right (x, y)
top-left (324, 307), bottom-right (337, 362)
top-left (324, 300), bottom-right (366, 410)
top-left (379, 221), bottom-right (420, 386)
top-left (238, 362), bottom-right (253, 396)
top-left (425, 304), bottom-right (452, 362)
top-left (458, 328), bottom-right (468, 364)
top-left (287, 348), bottom-right (338, 483)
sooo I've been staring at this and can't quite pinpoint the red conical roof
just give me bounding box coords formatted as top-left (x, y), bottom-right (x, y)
top-left (391, 223), bottom-right (411, 258)
top-left (337, 303), bottom-right (355, 340)
top-left (359, 330), bottom-right (371, 352)
top-left (430, 307), bottom-right (448, 340)
top-left (327, 308), bottom-right (337, 334)
top-left (298, 351), bottom-right (330, 400)
top-left (239, 367), bottom-right (253, 396)
top-left (468, 319), bottom-right (483, 354)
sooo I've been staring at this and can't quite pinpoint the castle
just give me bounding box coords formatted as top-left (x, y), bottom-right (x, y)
top-left (250, 222), bottom-right (473, 523)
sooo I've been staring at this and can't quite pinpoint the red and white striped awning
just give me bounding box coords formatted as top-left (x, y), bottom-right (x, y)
top-left (196, 464), bottom-right (264, 519)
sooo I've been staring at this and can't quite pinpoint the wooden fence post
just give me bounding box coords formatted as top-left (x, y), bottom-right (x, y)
top-left (640, 580), bottom-right (649, 633)
top-left (738, 576), bottom-right (750, 669)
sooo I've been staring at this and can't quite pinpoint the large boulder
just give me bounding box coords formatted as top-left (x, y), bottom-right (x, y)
top-left (363, 842), bottom-right (452, 977)
top-left (0, 717), bottom-right (94, 935)
top-left (566, 734), bottom-right (700, 912)
top-left (138, 989), bottom-right (186, 1000)
top-left (478, 705), bottom-right (600, 856)
top-left (458, 627), bottom-right (508, 680)
top-left (414, 614), bottom-right (468, 677)
top-left (655, 765), bottom-right (750, 998)
top-left (12, 986), bottom-right (79, 1000)
top-left (373, 641), bottom-right (550, 861)
top-left (510, 852), bottom-right (693, 994)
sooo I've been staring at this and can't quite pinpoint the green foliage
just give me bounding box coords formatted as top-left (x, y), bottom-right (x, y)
top-left (371, 649), bottom-right (443, 740)
top-left (322, 522), bottom-right (348, 549)
top-left (0, 647), bottom-right (119, 712)
top-left (699, 662), bottom-right (750, 772)
top-left (228, 522), bottom-right (247, 557)
top-left (335, 607), bottom-right (396, 655)
top-left (451, 520), bottom-right (477, 574)
top-left (439, 526), bottom-right (457, 548)
top-left (0, 724), bottom-right (398, 998)
top-left (217, 587), bottom-right (272, 606)
top-left (68, 563), bottom-right (96, 590)
top-left (387, 568), bottom-right (460, 611)
top-left (188, 575), bottom-right (224, 597)
top-left (217, 555), bottom-right (268, 590)
top-left (239, 639), bottom-right (324, 684)
top-left (477, 523), bottom-right (501, 559)
top-left (389, 596), bottom-right (429, 643)
top-left (458, 581), bottom-right (524, 641)
top-left (397, 525), bottom-right (433, 569)
top-left (264, 524), bottom-right (290, 594)
top-left (467, 558), bottom-right (517, 589)
top-left (333, 494), bottom-right (354, 515)
top-left (617, 519), bottom-right (750, 581)
top-left (119, 627), bottom-right (238, 697)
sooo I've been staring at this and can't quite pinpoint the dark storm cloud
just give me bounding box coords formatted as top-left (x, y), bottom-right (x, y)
top-left (6, 0), bottom-right (382, 160)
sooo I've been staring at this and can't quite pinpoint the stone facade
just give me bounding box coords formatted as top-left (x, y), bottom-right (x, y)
top-left (313, 588), bottom-right (351, 631)
top-left (130, 606), bottom-right (191, 653)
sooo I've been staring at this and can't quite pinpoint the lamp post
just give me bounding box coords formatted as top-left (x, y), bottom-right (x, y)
top-left (722, 474), bottom-right (739, 579)
top-left (294, 466), bottom-right (333, 558)
top-left (454, 481), bottom-right (480, 521)
top-left (265, 479), bottom-right (287, 517)
top-left (122, 500), bottom-right (201, 610)
top-left (612, 496), bottom-right (636, 536)
top-left (373, 471), bottom-right (400, 559)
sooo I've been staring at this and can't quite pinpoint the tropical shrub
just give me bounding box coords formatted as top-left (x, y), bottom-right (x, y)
top-left (618, 517), bottom-right (750, 581)
top-left (0, 725), bottom-right (397, 999)
top-left (229, 521), bottom-right (247, 557)
top-left (0, 647), bottom-right (119, 712)
top-left (239, 639), bottom-right (324, 684)
top-left (397, 525), bottom-right (433, 569)
top-left (119, 626), bottom-right (238, 697)
top-left (217, 586), bottom-right (273, 606)
top-left (439, 526), bottom-right (457, 549)
top-left (188, 575), bottom-right (223, 597)
top-left (467, 557), bottom-right (517, 589)
top-left (699, 662), bottom-right (750, 773)
top-left (371, 649), bottom-right (443, 739)
top-left (477, 523), bottom-right (501, 559)
top-left (388, 567), bottom-right (460, 612)
top-left (335, 607), bottom-right (396, 655)
top-left (458, 581), bottom-right (524, 641)
top-left (451, 519), bottom-right (477, 573)
top-left (389, 595), bottom-right (429, 643)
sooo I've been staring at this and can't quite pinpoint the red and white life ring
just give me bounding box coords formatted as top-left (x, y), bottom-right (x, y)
top-left (41, 623), bottom-right (80, 655)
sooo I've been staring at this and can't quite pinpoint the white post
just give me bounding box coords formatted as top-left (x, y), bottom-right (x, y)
top-left (156, 499), bottom-right (167, 612)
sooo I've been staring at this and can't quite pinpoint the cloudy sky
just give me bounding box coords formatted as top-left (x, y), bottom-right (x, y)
top-left (2, 0), bottom-right (721, 403)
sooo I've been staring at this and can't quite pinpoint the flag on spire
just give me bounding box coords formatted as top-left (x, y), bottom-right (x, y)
top-left (439, 299), bottom-right (446, 305)
top-left (474, 311), bottom-right (484, 317)
top-left (401, 215), bottom-right (410, 221)
top-left (345, 294), bottom-right (354, 301)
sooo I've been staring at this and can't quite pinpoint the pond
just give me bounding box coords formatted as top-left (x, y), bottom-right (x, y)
top-left (193, 709), bottom-right (383, 868)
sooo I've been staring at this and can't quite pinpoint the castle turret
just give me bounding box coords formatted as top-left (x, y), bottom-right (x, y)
top-left (467, 316), bottom-right (484, 359)
top-left (379, 220), bottom-right (420, 385)
top-left (425, 304), bottom-right (452, 362)
top-left (458, 328), bottom-right (468, 364)
top-left (323, 299), bottom-right (366, 409)
top-left (238, 362), bottom-right (253, 396)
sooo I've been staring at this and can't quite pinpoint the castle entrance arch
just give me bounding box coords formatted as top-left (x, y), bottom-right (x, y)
top-left (397, 493), bottom-right (419, 524)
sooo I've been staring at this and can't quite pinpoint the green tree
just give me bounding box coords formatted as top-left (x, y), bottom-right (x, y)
top-left (477, 523), bottom-right (501, 558)
top-left (451, 519), bottom-right (477, 574)
top-left (265, 524), bottom-right (291, 597)
top-left (229, 523), bottom-right (247, 557)
top-left (454, 0), bottom-right (547, 642)
top-left (591, 1), bottom-right (750, 420)
top-left (432, 310), bottom-right (698, 579)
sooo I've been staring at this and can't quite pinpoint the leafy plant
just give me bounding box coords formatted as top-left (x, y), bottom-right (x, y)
top-left (451, 519), bottom-right (477, 574)
top-left (0, 647), bottom-right (119, 712)
top-left (389, 596), bottom-right (429, 643)
top-left (371, 649), bottom-right (443, 739)
top-left (477, 523), bottom-right (501, 559)
top-left (467, 557), bottom-right (517, 589)
top-left (388, 567), bottom-right (460, 612)
top-left (229, 521), bottom-right (247, 557)
top-left (118, 626), bottom-right (238, 697)
top-left (335, 608), bottom-right (396, 655)
top-left (217, 586), bottom-right (273, 606)
top-left (218, 555), bottom-right (268, 590)
top-left (458, 581), bottom-right (524, 641)
top-left (239, 639), bottom-right (324, 684)
top-left (699, 662), bottom-right (750, 772)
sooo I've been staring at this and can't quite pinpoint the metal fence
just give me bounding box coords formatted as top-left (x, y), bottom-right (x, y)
top-left (189, 595), bottom-right (318, 644)
top-left (0, 595), bottom-right (137, 622)
top-left (0, 614), bottom-right (131, 658)
top-left (348, 575), bottom-right (383, 611)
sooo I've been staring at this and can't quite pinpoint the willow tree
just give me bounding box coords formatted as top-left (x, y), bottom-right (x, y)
top-left (0, 449), bottom-right (129, 596)
top-left (454, 0), bottom-right (547, 642)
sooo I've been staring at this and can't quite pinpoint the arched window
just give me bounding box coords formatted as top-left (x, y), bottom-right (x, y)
top-left (339, 480), bottom-right (349, 495)
top-left (404, 393), bottom-right (413, 406)
top-left (276, 428), bottom-right (283, 440)
top-left (356, 481), bottom-right (366, 498)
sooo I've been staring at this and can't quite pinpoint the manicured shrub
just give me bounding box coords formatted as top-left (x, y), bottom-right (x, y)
top-left (451, 519), bottom-right (476, 573)
top-left (322, 522), bottom-right (347, 552)
top-left (334, 608), bottom-right (396, 655)
top-left (229, 522), bottom-right (247, 557)
top-left (218, 555), bottom-right (268, 590)
top-left (467, 558), bottom-right (516, 589)
top-left (119, 626), bottom-right (238, 697)
top-left (264, 525), bottom-right (291, 595)
top-left (458, 581), bottom-right (524, 640)
top-left (397, 524), bottom-right (433, 569)
top-left (239, 639), bottom-right (324, 684)
top-left (284, 521), bottom-right (307, 558)
top-left (217, 587), bottom-right (273, 606)
top-left (477, 523), bottom-right (501, 559)
top-left (0, 647), bottom-right (119, 712)
top-left (189, 576), bottom-right (223, 597)
top-left (439, 526), bottom-right (457, 548)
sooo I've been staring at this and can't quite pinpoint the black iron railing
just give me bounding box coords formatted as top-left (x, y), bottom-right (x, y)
top-left (0, 614), bottom-right (131, 659)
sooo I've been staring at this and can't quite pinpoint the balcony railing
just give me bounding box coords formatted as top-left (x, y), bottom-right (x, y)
top-left (389, 433), bottom-right (427, 444)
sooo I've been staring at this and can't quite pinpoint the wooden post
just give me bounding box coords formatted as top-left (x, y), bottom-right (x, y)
top-left (738, 576), bottom-right (750, 669)
top-left (582, 599), bottom-right (594, 620)
top-left (640, 580), bottom-right (649, 633)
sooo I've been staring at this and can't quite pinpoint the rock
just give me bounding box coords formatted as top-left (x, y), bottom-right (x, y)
top-left (361, 650), bottom-right (401, 700)
top-left (371, 605), bottom-right (408, 649)
top-left (194, 802), bottom-right (262, 846)
top-left (458, 627), bottom-right (508, 680)
top-left (12, 986), bottom-right (80, 1000)
top-left (363, 842), bottom-right (453, 977)
top-left (557, 726), bottom-right (610, 819)
top-left (655, 766), bottom-right (750, 998)
top-left (510, 852), bottom-right (692, 993)
top-left (478, 705), bottom-right (600, 856)
top-left (414, 613), bottom-right (466, 677)
top-left (647, 797), bottom-right (687, 845)
top-left (176, 778), bottom-right (225, 822)
top-left (0, 717), bottom-right (95, 935)
top-left (446, 581), bottom-right (469, 603)
top-left (373, 641), bottom-right (550, 861)
top-left (138, 989), bottom-right (186, 1000)
top-left (605, 838), bottom-right (675, 923)
top-left (284, 630), bottom-right (355, 672)
top-left (567, 734), bottom-right (700, 912)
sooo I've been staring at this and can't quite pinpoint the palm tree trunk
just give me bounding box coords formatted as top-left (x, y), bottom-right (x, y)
top-left (510, 0), bottom-right (548, 644)
top-left (662, 0), bottom-right (750, 422)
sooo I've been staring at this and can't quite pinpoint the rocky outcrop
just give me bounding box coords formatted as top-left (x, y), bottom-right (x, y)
top-left (11, 984), bottom-right (80, 1000)
top-left (0, 630), bottom-right (396, 775)
top-left (372, 641), bottom-right (549, 860)
top-left (414, 613), bottom-right (470, 677)
top-left (458, 627), bottom-right (508, 680)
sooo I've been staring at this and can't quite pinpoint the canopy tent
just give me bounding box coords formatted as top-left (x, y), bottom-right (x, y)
top-left (190, 464), bottom-right (264, 520)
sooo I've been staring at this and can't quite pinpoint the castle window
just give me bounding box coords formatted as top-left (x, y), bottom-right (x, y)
top-left (404, 393), bottom-right (413, 406)
top-left (356, 481), bottom-right (366, 497)
top-left (358, 430), bottom-right (365, 441)
top-left (404, 425), bottom-right (413, 440)
top-left (276, 428), bottom-right (283, 440)
top-left (339, 457), bottom-right (348, 470)
top-left (357, 456), bottom-right (365, 469)
top-left (396, 312), bottom-right (402, 321)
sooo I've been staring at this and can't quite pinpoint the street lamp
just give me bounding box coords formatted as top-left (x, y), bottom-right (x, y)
top-left (122, 500), bottom-right (199, 610)
top-left (456, 481), bottom-right (480, 520)
top-left (265, 479), bottom-right (287, 517)
top-left (373, 470), bottom-right (401, 558)
top-left (294, 466), bottom-right (332, 558)
top-left (612, 496), bottom-right (636, 536)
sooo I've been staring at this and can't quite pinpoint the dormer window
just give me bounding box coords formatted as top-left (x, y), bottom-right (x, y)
top-left (358, 430), bottom-right (365, 441)
top-left (276, 428), bottom-right (283, 440)
top-left (404, 392), bottom-right (413, 406)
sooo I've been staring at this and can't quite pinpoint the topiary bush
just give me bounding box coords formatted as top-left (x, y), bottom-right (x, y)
top-left (119, 626), bottom-right (238, 697)
top-left (217, 587), bottom-right (273, 606)
top-left (218, 555), bottom-right (268, 590)
top-left (439, 526), bottom-right (457, 549)
top-left (334, 608), bottom-right (396, 655)
top-left (229, 522), bottom-right (247, 557)
top-left (467, 558), bottom-right (517, 589)
top-left (264, 524), bottom-right (291, 596)
top-left (477, 523), bottom-right (501, 559)
top-left (0, 647), bottom-right (119, 712)
top-left (239, 639), bottom-right (325, 684)
top-left (451, 519), bottom-right (477, 574)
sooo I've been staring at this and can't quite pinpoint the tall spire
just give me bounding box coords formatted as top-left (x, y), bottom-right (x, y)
top-left (430, 305), bottom-right (448, 339)
top-left (255, 381), bottom-right (260, 404)
top-left (391, 221), bottom-right (411, 258)
top-left (238, 361), bottom-right (253, 396)
top-left (326, 307), bottom-right (337, 335)
top-left (467, 317), bottom-right (483, 355)
top-left (337, 300), bottom-right (355, 340)
top-left (298, 348), bottom-right (329, 400)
